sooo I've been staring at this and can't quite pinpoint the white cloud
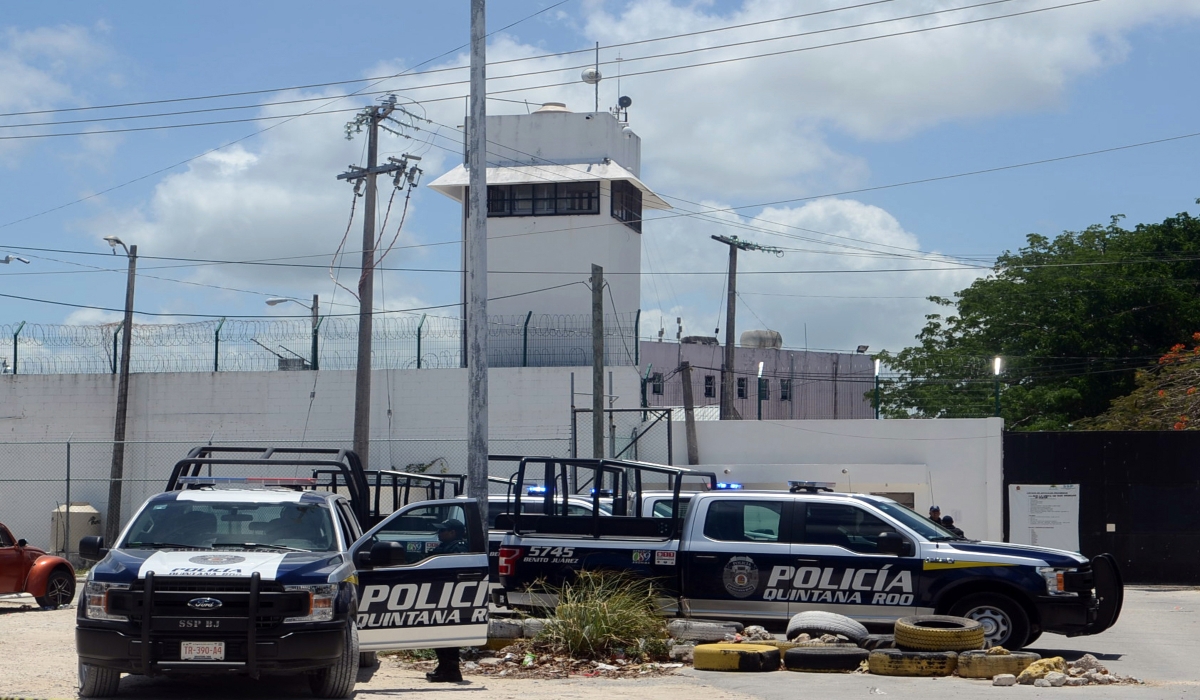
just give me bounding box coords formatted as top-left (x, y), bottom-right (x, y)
top-left (639, 197), bottom-right (984, 352)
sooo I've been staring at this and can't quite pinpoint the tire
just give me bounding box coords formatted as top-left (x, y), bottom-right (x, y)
top-left (78, 661), bottom-right (121, 698)
top-left (785, 611), bottom-right (869, 643)
top-left (859, 634), bottom-right (896, 651)
top-left (957, 650), bottom-right (1041, 679)
top-left (37, 568), bottom-right (76, 607)
top-left (668, 619), bottom-right (743, 642)
top-left (947, 593), bottom-right (1031, 649)
top-left (359, 651), bottom-right (377, 668)
top-left (692, 643), bottom-right (781, 672)
top-left (868, 649), bottom-right (958, 677)
top-left (309, 621), bottom-right (359, 698)
top-left (783, 646), bottom-right (869, 673)
top-left (893, 615), bottom-right (984, 652)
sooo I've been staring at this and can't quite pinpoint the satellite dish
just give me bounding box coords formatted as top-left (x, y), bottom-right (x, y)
top-left (581, 68), bottom-right (602, 85)
top-left (618, 95), bottom-right (632, 108)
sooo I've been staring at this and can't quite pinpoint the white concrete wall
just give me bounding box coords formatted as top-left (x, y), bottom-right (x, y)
top-left (0, 366), bottom-right (643, 548)
top-left (488, 111), bottom-right (641, 175)
top-left (674, 418), bottom-right (1005, 541)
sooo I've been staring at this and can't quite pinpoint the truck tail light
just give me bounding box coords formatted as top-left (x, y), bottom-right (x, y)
top-left (498, 546), bottom-right (522, 578)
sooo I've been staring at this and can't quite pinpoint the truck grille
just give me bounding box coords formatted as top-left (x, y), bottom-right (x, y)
top-left (111, 577), bottom-right (307, 631)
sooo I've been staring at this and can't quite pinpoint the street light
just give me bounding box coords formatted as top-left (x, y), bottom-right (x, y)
top-left (0, 255), bottom-right (30, 264)
top-left (265, 295), bottom-right (320, 370)
top-left (104, 236), bottom-right (137, 546)
top-left (993, 356), bottom-right (1002, 418)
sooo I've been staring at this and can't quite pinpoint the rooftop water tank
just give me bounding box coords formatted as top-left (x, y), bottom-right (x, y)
top-left (739, 329), bottom-right (783, 349)
top-left (51, 502), bottom-right (101, 558)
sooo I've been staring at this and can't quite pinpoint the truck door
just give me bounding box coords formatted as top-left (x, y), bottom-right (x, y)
top-left (785, 501), bottom-right (921, 620)
top-left (681, 497), bottom-right (795, 622)
top-left (351, 499), bottom-right (489, 651)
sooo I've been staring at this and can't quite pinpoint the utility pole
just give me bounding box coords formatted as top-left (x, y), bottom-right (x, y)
top-left (466, 0), bottom-right (490, 537)
top-left (680, 361), bottom-right (700, 465)
top-left (591, 264), bottom-right (604, 459)
top-left (338, 97), bottom-right (406, 471)
top-left (711, 235), bottom-right (783, 421)
top-left (104, 239), bottom-right (136, 545)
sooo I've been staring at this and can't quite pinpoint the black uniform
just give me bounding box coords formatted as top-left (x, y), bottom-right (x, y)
top-left (427, 520), bottom-right (469, 683)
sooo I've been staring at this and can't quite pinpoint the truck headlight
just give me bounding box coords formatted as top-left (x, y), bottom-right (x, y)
top-left (83, 581), bottom-right (129, 621)
top-left (1037, 567), bottom-right (1077, 596)
top-left (284, 584), bottom-right (337, 623)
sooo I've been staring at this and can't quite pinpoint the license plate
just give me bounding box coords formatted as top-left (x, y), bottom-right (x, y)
top-left (181, 641), bottom-right (225, 661)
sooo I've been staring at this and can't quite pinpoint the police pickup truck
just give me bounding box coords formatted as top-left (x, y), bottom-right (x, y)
top-left (496, 458), bottom-right (1123, 649)
top-left (77, 446), bottom-right (489, 698)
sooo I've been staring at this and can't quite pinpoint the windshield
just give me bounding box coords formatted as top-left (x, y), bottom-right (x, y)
top-left (854, 496), bottom-right (966, 541)
top-left (123, 500), bottom-right (337, 552)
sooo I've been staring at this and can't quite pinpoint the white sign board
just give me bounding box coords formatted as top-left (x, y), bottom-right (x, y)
top-left (1008, 484), bottom-right (1080, 552)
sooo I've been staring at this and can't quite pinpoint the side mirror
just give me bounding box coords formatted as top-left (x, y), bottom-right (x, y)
top-left (355, 549), bottom-right (373, 568)
top-left (369, 541), bottom-right (407, 568)
top-left (16, 539), bottom-right (27, 548)
top-left (876, 532), bottom-right (913, 557)
top-left (80, 536), bottom-right (107, 561)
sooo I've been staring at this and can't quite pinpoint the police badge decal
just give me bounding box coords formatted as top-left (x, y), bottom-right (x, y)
top-left (722, 556), bottom-right (759, 598)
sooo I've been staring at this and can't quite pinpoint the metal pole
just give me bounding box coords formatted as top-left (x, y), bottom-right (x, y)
top-left (875, 375), bottom-right (881, 419)
top-left (105, 244), bottom-right (136, 545)
top-left (608, 370), bottom-right (616, 459)
top-left (466, 0), bottom-right (491, 540)
top-left (311, 294), bottom-right (319, 371)
top-left (569, 372), bottom-right (577, 458)
top-left (353, 108), bottom-right (382, 470)
top-left (634, 309), bottom-right (640, 365)
top-left (12, 321), bottom-right (24, 375)
top-left (994, 379), bottom-right (1000, 418)
top-left (111, 327), bottom-right (118, 375)
top-left (64, 439), bottom-right (71, 558)
top-left (591, 264), bottom-right (604, 459)
top-left (417, 314), bottom-right (427, 369)
top-left (722, 245), bottom-right (737, 420)
top-left (213, 317), bottom-right (225, 372)
top-left (521, 311), bottom-right (532, 367)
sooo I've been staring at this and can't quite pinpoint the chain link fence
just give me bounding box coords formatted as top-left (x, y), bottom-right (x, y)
top-left (1, 312), bottom-right (641, 375)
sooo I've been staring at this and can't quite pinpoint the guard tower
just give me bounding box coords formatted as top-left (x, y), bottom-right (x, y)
top-left (428, 102), bottom-right (669, 322)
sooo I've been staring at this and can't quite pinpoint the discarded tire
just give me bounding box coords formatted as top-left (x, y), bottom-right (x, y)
top-left (784, 646), bottom-right (870, 673)
top-left (859, 634), bottom-right (896, 650)
top-left (669, 619), bottom-right (744, 642)
top-left (868, 649), bottom-right (958, 677)
top-left (957, 650), bottom-right (1041, 679)
top-left (786, 611), bottom-right (869, 643)
top-left (693, 643), bottom-right (782, 672)
top-left (894, 615), bottom-right (984, 652)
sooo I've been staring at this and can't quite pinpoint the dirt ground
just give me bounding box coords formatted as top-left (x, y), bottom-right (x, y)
top-left (2, 587), bottom-right (1197, 699)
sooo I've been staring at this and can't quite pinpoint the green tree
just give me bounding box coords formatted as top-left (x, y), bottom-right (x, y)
top-left (876, 208), bottom-right (1200, 430)
top-left (1076, 333), bottom-right (1200, 431)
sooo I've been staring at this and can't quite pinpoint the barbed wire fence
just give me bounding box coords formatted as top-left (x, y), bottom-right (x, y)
top-left (0, 313), bottom-right (641, 375)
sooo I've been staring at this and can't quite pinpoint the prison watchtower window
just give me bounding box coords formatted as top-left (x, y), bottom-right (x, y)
top-left (610, 180), bottom-right (643, 233)
top-left (651, 372), bottom-right (664, 395)
top-left (704, 375), bottom-right (715, 398)
top-left (736, 377), bottom-right (747, 399)
top-left (486, 182), bottom-right (599, 217)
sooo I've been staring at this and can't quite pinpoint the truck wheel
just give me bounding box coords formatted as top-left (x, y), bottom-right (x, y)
top-left (359, 651), bottom-right (377, 667)
top-left (310, 621), bottom-right (359, 698)
top-left (785, 611), bottom-right (869, 643)
top-left (37, 568), bottom-right (76, 607)
top-left (78, 661), bottom-right (121, 697)
top-left (893, 615), bottom-right (984, 652)
top-left (948, 593), bottom-right (1031, 649)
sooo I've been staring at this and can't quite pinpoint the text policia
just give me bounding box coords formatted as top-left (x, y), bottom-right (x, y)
top-left (358, 580), bottom-right (489, 629)
top-left (762, 564), bottom-right (915, 605)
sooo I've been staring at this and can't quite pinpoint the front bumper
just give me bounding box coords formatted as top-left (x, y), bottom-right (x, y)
top-left (1036, 553), bottom-right (1124, 638)
top-left (76, 624), bottom-right (345, 675)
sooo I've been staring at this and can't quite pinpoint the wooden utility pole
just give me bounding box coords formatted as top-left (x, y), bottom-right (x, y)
top-left (591, 264), bottom-right (604, 459)
top-left (680, 361), bottom-right (700, 465)
top-left (466, 0), bottom-right (490, 533)
top-left (338, 98), bottom-right (404, 471)
top-left (711, 235), bottom-right (783, 421)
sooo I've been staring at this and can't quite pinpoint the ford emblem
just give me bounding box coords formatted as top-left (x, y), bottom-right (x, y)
top-left (187, 597), bottom-right (223, 611)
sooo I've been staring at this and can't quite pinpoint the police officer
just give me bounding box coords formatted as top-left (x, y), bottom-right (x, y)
top-left (941, 515), bottom-right (965, 538)
top-left (928, 505), bottom-right (942, 526)
top-left (426, 519), bottom-right (468, 683)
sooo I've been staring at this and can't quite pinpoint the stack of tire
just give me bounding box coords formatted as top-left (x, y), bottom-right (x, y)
top-left (869, 615), bottom-right (1039, 678)
top-left (779, 612), bottom-right (871, 673)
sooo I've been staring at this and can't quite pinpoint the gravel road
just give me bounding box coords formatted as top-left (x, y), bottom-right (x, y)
top-left (2, 587), bottom-right (1196, 699)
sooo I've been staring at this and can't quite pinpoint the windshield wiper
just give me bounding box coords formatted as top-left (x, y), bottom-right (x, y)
top-left (125, 542), bottom-right (203, 549)
top-left (212, 542), bottom-right (311, 553)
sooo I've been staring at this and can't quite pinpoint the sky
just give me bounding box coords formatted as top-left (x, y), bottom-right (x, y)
top-left (2, 0), bottom-right (1199, 355)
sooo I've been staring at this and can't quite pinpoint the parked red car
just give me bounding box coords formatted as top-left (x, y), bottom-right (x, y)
top-left (0, 522), bottom-right (76, 607)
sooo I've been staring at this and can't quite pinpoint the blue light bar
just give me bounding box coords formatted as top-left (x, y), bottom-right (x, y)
top-left (716, 482), bottom-right (743, 490)
top-left (527, 485), bottom-right (547, 495)
top-left (590, 488), bottom-right (614, 497)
